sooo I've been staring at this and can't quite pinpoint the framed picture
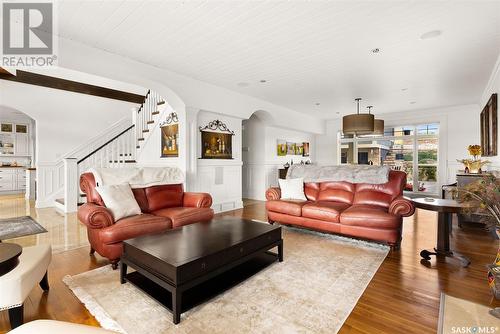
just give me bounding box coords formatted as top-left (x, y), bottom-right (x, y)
top-left (303, 142), bottom-right (310, 157)
top-left (277, 139), bottom-right (286, 156)
top-left (161, 124), bottom-right (179, 157)
top-left (481, 93), bottom-right (497, 156)
top-left (286, 142), bottom-right (295, 155)
top-left (15, 124), bottom-right (27, 133)
top-left (201, 131), bottom-right (233, 159)
top-left (295, 143), bottom-right (303, 155)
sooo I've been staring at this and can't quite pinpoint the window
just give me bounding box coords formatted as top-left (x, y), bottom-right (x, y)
top-left (339, 123), bottom-right (440, 195)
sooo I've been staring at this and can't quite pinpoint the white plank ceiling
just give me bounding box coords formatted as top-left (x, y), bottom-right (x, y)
top-left (57, 1), bottom-right (500, 119)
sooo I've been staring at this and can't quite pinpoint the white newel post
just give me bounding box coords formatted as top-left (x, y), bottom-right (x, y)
top-left (63, 158), bottom-right (78, 213)
top-left (131, 107), bottom-right (139, 144)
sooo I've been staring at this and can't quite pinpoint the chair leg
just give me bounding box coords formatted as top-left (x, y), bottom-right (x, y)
top-left (8, 304), bottom-right (23, 329)
top-left (39, 271), bottom-right (49, 291)
top-left (89, 247), bottom-right (95, 255)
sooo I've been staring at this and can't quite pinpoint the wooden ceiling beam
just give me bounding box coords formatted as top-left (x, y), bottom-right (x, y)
top-left (0, 69), bottom-right (145, 104)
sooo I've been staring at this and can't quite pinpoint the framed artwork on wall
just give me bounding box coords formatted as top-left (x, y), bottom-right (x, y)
top-left (295, 143), bottom-right (303, 155)
top-left (277, 139), bottom-right (286, 156)
top-left (286, 142), bottom-right (295, 155)
top-left (161, 123), bottom-right (179, 157)
top-left (481, 93), bottom-right (497, 157)
top-left (303, 142), bottom-right (310, 157)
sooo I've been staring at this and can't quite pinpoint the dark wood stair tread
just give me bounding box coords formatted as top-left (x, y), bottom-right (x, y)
top-left (157, 101), bottom-right (165, 105)
top-left (108, 160), bottom-right (136, 163)
top-left (142, 129), bottom-right (149, 133)
top-left (147, 121), bottom-right (154, 124)
top-left (152, 111), bottom-right (160, 115)
top-left (138, 138), bottom-right (145, 141)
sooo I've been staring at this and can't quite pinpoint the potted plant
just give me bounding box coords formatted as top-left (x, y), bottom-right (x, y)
top-left (450, 172), bottom-right (500, 298)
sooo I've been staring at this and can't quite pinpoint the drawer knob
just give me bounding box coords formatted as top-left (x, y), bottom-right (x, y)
top-left (201, 262), bottom-right (206, 269)
top-left (239, 247), bottom-right (244, 253)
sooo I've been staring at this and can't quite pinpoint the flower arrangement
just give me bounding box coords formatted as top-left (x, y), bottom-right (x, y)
top-left (467, 144), bottom-right (482, 160)
top-left (457, 144), bottom-right (490, 173)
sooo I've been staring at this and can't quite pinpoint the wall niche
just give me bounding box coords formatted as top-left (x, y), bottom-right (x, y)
top-left (199, 119), bottom-right (234, 159)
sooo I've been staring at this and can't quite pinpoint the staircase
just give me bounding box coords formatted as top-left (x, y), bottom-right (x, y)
top-left (53, 89), bottom-right (168, 212)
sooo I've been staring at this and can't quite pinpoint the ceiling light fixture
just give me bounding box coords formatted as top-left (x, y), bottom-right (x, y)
top-left (259, 80), bottom-right (267, 83)
top-left (410, 101), bottom-right (417, 104)
top-left (371, 48), bottom-right (380, 53)
top-left (342, 98), bottom-right (374, 135)
top-left (367, 106), bottom-right (385, 135)
top-left (315, 103), bottom-right (321, 106)
top-left (420, 30), bottom-right (442, 40)
top-left (401, 88), bottom-right (408, 91)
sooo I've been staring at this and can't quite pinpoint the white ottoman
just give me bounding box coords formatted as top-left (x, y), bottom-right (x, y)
top-left (8, 320), bottom-right (116, 333)
top-left (0, 244), bottom-right (51, 329)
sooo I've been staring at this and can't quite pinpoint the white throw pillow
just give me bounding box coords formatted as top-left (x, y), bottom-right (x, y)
top-left (278, 178), bottom-right (307, 201)
top-left (95, 183), bottom-right (142, 221)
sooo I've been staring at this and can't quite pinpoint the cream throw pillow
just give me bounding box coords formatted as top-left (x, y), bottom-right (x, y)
top-left (278, 178), bottom-right (307, 201)
top-left (95, 183), bottom-right (142, 221)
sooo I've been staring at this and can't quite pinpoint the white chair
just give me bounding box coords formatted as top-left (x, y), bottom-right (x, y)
top-left (8, 320), bottom-right (116, 333)
top-left (0, 244), bottom-right (51, 329)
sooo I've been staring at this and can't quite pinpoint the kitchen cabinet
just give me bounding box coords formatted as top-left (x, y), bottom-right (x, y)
top-left (0, 168), bottom-right (26, 193)
top-left (0, 123), bottom-right (30, 156)
top-left (15, 133), bottom-right (29, 156)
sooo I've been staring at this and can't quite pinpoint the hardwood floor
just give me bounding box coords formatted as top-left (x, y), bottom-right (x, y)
top-left (0, 195), bottom-right (499, 333)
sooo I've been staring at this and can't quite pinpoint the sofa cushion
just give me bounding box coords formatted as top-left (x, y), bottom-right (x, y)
top-left (95, 183), bottom-right (142, 221)
top-left (153, 207), bottom-right (214, 228)
top-left (99, 214), bottom-right (172, 244)
top-left (145, 184), bottom-right (184, 211)
top-left (340, 205), bottom-right (400, 229)
top-left (302, 201), bottom-right (351, 223)
top-left (266, 200), bottom-right (308, 217)
top-left (317, 181), bottom-right (355, 204)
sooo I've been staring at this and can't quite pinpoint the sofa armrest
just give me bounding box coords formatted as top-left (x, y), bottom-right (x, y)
top-left (266, 187), bottom-right (281, 201)
top-left (183, 192), bottom-right (212, 208)
top-left (77, 203), bottom-right (114, 229)
top-left (389, 196), bottom-right (415, 217)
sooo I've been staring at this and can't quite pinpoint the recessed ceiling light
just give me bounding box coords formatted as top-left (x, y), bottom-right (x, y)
top-left (371, 48), bottom-right (380, 53)
top-left (259, 80), bottom-right (267, 83)
top-left (401, 88), bottom-right (408, 91)
top-left (315, 103), bottom-right (321, 106)
top-left (336, 112), bottom-right (340, 115)
top-left (237, 82), bottom-right (249, 87)
top-left (410, 101), bottom-right (417, 104)
top-left (420, 30), bottom-right (442, 40)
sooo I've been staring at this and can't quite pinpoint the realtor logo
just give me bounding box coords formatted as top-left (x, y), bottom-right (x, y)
top-left (1, 1), bottom-right (57, 67)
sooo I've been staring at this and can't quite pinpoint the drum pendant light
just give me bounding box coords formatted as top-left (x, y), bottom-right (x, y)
top-left (342, 98), bottom-right (374, 135)
top-left (367, 106), bottom-right (385, 135)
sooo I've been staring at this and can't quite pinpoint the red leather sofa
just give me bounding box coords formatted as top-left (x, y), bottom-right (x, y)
top-left (77, 173), bottom-right (214, 268)
top-left (265, 170), bottom-right (415, 249)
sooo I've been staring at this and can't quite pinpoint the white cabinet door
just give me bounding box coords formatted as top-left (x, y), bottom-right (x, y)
top-left (15, 134), bottom-right (29, 156)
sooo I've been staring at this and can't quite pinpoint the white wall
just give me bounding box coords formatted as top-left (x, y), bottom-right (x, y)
top-left (242, 115), bottom-right (316, 200)
top-left (316, 104), bottom-right (482, 186)
top-left (480, 53), bottom-right (500, 169)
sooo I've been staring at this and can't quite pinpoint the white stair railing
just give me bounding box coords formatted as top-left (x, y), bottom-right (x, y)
top-left (60, 89), bottom-right (166, 212)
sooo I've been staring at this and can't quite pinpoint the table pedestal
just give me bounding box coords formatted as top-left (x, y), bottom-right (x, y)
top-left (420, 212), bottom-right (471, 267)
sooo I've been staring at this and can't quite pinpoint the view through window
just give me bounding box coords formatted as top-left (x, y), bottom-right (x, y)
top-left (339, 123), bottom-right (439, 194)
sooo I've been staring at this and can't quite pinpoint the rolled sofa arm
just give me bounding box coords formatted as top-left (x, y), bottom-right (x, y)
top-left (77, 203), bottom-right (114, 229)
top-left (266, 187), bottom-right (281, 201)
top-left (389, 196), bottom-right (415, 217)
top-left (183, 192), bottom-right (212, 208)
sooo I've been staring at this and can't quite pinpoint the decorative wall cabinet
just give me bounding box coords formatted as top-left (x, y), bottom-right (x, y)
top-left (199, 120), bottom-right (235, 159)
top-left (0, 123), bottom-right (30, 156)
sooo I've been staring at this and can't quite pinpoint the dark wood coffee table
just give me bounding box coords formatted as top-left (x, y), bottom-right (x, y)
top-left (120, 218), bottom-right (283, 324)
top-left (412, 198), bottom-right (471, 267)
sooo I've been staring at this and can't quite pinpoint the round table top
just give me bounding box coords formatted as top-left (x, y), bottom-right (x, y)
top-left (411, 197), bottom-right (465, 213)
top-left (0, 243), bottom-right (22, 266)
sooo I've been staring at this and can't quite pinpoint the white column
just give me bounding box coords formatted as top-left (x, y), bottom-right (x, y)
top-left (63, 158), bottom-right (78, 213)
top-left (25, 168), bottom-right (36, 200)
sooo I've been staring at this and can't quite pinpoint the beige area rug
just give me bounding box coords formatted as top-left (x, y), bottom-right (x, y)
top-left (63, 226), bottom-right (389, 334)
top-left (439, 293), bottom-right (500, 333)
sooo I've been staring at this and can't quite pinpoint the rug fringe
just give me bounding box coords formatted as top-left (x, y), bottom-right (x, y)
top-left (63, 270), bottom-right (127, 334)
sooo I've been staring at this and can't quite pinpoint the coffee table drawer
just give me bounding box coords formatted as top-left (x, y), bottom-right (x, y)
top-left (178, 228), bottom-right (281, 283)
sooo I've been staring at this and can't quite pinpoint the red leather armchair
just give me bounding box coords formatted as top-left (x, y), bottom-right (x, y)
top-left (266, 170), bottom-right (415, 249)
top-left (78, 173), bottom-right (214, 268)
